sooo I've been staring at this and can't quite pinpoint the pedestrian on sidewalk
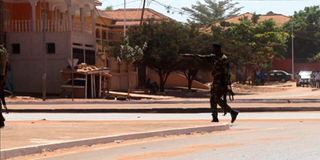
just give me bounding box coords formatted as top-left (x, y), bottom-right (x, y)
top-left (315, 71), bottom-right (320, 88)
top-left (182, 44), bottom-right (239, 123)
top-left (0, 44), bottom-right (8, 128)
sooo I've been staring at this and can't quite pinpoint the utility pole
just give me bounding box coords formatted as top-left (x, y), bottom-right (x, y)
top-left (137, 0), bottom-right (147, 88)
top-left (42, 0), bottom-right (48, 101)
top-left (140, 0), bottom-right (146, 26)
top-left (291, 22), bottom-right (295, 80)
top-left (123, 0), bottom-right (127, 37)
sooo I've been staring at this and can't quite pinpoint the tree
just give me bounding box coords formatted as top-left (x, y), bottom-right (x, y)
top-left (112, 37), bottom-right (146, 97)
top-left (182, 0), bottom-right (242, 26)
top-left (105, 6), bottom-right (113, 11)
top-left (178, 24), bottom-right (212, 90)
top-left (284, 6), bottom-right (320, 60)
top-left (219, 17), bottom-right (288, 83)
top-left (128, 20), bottom-right (188, 92)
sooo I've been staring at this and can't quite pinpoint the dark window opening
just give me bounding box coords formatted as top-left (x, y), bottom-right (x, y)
top-left (106, 58), bottom-right (109, 67)
top-left (85, 50), bottom-right (95, 65)
top-left (102, 30), bottom-right (107, 39)
top-left (12, 43), bottom-right (20, 54)
top-left (96, 29), bottom-right (101, 38)
top-left (47, 43), bottom-right (55, 54)
top-left (108, 32), bottom-right (114, 40)
top-left (73, 48), bottom-right (84, 64)
top-left (72, 48), bottom-right (95, 65)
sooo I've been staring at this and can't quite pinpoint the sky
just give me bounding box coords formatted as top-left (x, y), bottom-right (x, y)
top-left (98, 0), bottom-right (320, 22)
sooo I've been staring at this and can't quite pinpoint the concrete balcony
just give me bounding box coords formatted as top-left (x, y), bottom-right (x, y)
top-left (4, 19), bottom-right (93, 34)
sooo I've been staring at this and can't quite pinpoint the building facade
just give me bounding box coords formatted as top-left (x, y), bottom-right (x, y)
top-left (3, 4), bottom-right (208, 95)
top-left (97, 8), bottom-right (172, 91)
top-left (3, 0), bottom-right (99, 94)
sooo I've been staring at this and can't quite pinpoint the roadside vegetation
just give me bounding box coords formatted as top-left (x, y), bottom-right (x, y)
top-left (112, 0), bottom-right (320, 92)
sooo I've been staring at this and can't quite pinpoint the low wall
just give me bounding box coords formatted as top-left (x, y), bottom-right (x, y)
top-left (272, 58), bottom-right (320, 73)
top-left (149, 70), bottom-right (209, 90)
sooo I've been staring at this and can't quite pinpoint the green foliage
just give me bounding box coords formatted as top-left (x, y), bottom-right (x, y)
top-left (221, 18), bottom-right (289, 70)
top-left (127, 20), bottom-right (188, 91)
top-left (117, 37), bottom-right (147, 63)
top-left (182, 0), bottom-right (242, 26)
top-left (178, 24), bottom-right (212, 89)
top-left (284, 6), bottom-right (320, 59)
top-left (313, 52), bottom-right (320, 62)
top-left (105, 6), bottom-right (113, 11)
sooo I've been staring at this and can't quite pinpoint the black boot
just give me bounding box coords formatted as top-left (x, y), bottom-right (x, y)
top-left (211, 117), bottom-right (219, 123)
top-left (230, 110), bottom-right (239, 123)
top-left (0, 120), bottom-right (4, 128)
top-left (0, 113), bottom-right (5, 128)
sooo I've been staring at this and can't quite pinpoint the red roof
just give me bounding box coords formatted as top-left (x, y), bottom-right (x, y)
top-left (226, 12), bottom-right (291, 26)
top-left (100, 8), bottom-right (171, 26)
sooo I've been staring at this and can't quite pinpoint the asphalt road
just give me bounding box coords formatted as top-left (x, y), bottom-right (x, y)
top-left (4, 112), bottom-right (320, 121)
top-left (8, 113), bottom-right (320, 160)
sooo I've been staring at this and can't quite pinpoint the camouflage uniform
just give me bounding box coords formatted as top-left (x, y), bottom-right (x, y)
top-left (0, 45), bottom-right (8, 127)
top-left (182, 44), bottom-right (238, 123)
top-left (210, 54), bottom-right (236, 121)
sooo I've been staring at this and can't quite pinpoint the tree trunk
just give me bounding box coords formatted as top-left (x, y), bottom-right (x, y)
top-left (159, 72), bottom-right (165, 92)
top-left (138, 64), bottom-right (146, 87)
top-left (158, 70), bottom-right (171, 92)
top-left (127, 63), bottom-right (131, 98)
top-left (187, 78), bottom-right (193, 90)
top-left (184, 69), bottom-right (198, 90)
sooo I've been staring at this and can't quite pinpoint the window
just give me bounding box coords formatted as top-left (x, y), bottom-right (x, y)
top-left (102, 30), bottom-right (107, 40)
top-left (11, 43), bottom-right (20, 54)
top-left (276, 72), bottom-right (283, 76)
top-left (108, 32), bottom-right (114, 40)
top-left (73, 48), bottom-right (84, 64)
top-left (85, 50), bottom-right (95, 65)
top-left (47, 43), bottom-right (55, 54)
top-left (106, 58), bottom-right (109, 67)
top-left (72, 48), bottom-right (96, 65)
top-left (96, 29), bottom-right (100, 38)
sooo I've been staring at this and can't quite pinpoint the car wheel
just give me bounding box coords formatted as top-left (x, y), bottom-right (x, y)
top-left (281, 78), bottom-right (286, 83)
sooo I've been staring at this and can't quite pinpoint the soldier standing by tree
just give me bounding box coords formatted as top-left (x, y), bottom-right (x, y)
top-left (183, 44), bottom-right (239, 123)
top-left (0, 44), bottom-right (8, 128)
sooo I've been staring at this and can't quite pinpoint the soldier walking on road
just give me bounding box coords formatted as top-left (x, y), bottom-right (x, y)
top-left (0, 44), bottom-right (8, 128)
top-left (183, 44), bottom-right (239, 123)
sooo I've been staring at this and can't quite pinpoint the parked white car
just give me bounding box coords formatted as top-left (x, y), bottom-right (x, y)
top-left (296, 71), bottom-right (312, 87)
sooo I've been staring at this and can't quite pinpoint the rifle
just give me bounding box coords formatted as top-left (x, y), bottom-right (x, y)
top-left (227, 86), bottom-right (235, 101)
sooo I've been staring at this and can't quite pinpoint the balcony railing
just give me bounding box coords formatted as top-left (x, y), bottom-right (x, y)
top-left (72, 21), bottom-right (93, 34)
top-left (4, 19), bottom-right (93, 34)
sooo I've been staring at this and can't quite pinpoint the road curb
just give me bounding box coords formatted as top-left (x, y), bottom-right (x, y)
top-left (0, 123), bottom-right (229, 159)
top-left (4, 106), bottom-right (320, 113)
top-left (6, 99), bottom-right (320, 105)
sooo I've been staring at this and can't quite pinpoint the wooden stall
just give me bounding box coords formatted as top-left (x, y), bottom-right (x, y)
top-left (61, 64), bottom-right (112, 98)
